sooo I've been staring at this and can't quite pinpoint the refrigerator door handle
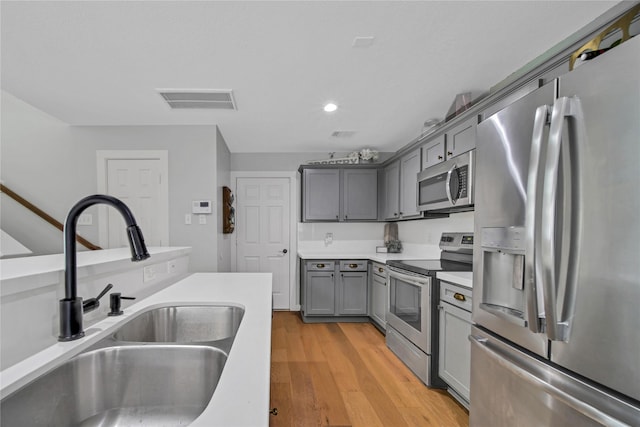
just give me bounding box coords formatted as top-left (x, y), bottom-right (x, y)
top-left (541, 96), bottom-right (583, 342)
top-left (524, 104), bottom-right (550, 333)
top-left (469, 334), bottom-right (628, 427)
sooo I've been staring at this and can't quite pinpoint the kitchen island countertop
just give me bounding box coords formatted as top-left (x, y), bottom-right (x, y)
top-left (0, 272), bottom-right (273, 427)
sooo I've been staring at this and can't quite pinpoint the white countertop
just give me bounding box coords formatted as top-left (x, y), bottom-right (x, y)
top-left (437, 271), bottom-right (473, 289)
top-left (0, 272), bottom-right (273, 427)
top-left (1, 246), bottom-right (190, 281)
top-left (298, 249), bottom-right (430, 264)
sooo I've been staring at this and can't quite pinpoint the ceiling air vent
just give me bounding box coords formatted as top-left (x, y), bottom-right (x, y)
top-left (158, 89), bottom-right (237, 110)
top-left (331, 130), bottom-right (357, 138)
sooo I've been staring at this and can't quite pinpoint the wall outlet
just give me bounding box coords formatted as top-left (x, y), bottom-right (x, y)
top-left (143, 265), bottom-right (156, 282)
top-left (199, 215), bottom-right (207, 225)
top-left (324, 232), bottom-right (333, 246)
top-left (167, 260), bottom-right (177, 274)
top-left (77, 213), bottom-right (93, 226)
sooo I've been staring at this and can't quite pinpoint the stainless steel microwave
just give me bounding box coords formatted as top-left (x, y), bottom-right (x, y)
top-left (417, 149), bottom-right (474, 212)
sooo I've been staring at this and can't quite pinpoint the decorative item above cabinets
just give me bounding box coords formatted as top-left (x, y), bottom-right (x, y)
top-left (222, 186), bottom-right (235, 234)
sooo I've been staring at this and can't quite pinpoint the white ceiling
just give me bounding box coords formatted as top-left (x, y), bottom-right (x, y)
top-left (1, 1), bottom-right (615, 153)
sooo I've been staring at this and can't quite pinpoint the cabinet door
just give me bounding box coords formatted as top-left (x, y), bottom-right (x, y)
top-left (383, 161), bottom-right (400, 220)
top-left (439, 302), bottom-right (472, 404)
top-left (303, 169), bottom-right (340, 221)
top-left (445, 117), bottom-right (477, 160)
top-left (338, 272), bottom-right (367, 315)
top-left (305, 271), bottom-right (335, 315)
top-left (371, 273), bottom-right (387, 328)
top-left (342, 169), bottom-right (378, 221)
top-left (421, 134), bottom-right (446, 170)
top-left (399, 148), bottom-right (421, 219)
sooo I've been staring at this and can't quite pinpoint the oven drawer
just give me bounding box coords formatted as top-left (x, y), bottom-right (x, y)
top-left (305, 261), bottom-right (335, 271)
top-left (386, 326), bottom-right (430, 386)
top-left (339, 260), bottom-right (367, 272)
top-left (440, 281), bottom-right (472, 312)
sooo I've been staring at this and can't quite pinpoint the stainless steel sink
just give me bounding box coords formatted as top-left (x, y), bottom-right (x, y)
top-left (1, 345), bottom-right (226, 427)
top-left (113, 305), bottom-right (244, 352)
top-left (1, 304), bottom-right (246, 426)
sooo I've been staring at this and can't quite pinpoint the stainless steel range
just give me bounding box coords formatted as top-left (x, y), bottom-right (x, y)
top-left (386, 232), bottom-right (473, 387)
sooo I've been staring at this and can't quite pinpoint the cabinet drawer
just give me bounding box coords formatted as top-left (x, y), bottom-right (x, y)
top-left (371, 262), bottom-right (387, 277)
top-left (339, 260), bottom-right (367, 272)
top-left (306, 261), bottom-right (335, 271)
top-left (440, 281), bottom-right (472, 312)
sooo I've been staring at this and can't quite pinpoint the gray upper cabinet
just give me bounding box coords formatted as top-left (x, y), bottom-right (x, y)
top-left (383, 147), bottom-right (421, 220)
top-left (303, 169), bottom-right (340, 221)
top-left (383, 161), bottom-right (400, 220)
top-left (421, 134), bottom-right (446, 169)
top-left (399, 148), bottom-right (421, 219)
top-left (420, 116), bottom-right (477, 172)
top-left (444, 116), bottom-right (476, 160)
top-left (302, 167), bottom-right (377, 222)
top-left (342, 169), bottom-right (378, 221)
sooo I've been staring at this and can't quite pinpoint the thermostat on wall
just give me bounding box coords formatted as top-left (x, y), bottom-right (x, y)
top-left (192, 200), bottom-right (212, 214)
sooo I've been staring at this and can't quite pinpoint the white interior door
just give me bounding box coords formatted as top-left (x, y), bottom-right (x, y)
top-left (105, 159), bottom-right (164, 247)
top-left (236, 177), bottom-right (290, 309)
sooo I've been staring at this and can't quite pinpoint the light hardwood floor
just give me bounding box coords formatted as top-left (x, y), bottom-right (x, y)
top-left (270, 311), bottom-right (469, 427)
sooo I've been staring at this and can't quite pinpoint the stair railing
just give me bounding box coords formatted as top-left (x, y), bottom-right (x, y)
top-left (0, 183), bottom-right (102, 251)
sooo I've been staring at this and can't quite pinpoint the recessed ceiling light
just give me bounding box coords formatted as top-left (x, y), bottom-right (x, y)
top-left (323, 103), bottom-right (338, 113)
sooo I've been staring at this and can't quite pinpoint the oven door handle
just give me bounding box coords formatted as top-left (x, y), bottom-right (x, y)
top-left (388, 269), bottom-right (429, 287)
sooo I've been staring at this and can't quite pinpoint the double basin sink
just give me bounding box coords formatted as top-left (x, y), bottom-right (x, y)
top-left (1, 304), bottom-right (245, 427)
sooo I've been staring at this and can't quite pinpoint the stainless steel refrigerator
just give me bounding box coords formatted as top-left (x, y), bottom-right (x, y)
top-left (471, 35), bottom-right (640, 426)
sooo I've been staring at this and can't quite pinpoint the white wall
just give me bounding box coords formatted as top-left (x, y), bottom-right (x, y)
top-left (397, 211), bottom-right (474, 245)
top-left (70, 125), bottom-right (219, 272)
top-left (1, 92), bottom-right (78, 254)
top-left (1, 90), bottom-right (222, 271)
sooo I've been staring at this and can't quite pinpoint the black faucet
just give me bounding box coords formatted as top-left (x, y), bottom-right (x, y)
top-left (58, 194), bottom-right (150, 341)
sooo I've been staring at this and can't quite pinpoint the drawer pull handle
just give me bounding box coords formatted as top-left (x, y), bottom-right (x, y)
top-left (378, 267), bottom-right (384, 273)
top-left (453, 293), bottom-right (466, 302)
top-left (316, 263), bottom-right (325, 268)
top-left (349, 263), bottom-right (358, 269)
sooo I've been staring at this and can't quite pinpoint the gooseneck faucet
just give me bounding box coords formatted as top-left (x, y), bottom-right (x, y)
top-left (59, 194), bottom-right (150, 341)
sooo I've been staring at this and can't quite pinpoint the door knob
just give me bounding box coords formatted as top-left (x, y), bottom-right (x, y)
top-left (282, 249), bottom-right (288, 254)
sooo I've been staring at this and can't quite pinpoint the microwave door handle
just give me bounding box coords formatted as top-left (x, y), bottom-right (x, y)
top-left (541, 96), bottom-right (583, 342)
top-left (524, 104), bottom-right (550, 333)
top-left (445, 163), bottom-right (457, 205)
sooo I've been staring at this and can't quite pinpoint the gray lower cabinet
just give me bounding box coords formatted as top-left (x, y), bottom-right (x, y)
top-left (302, 260), bottom-right (368, 321)
top-left (368, 262), bottom-right (387, 330)
top-left (337, 272), bottom-right (368, 315)
top-left (438, 280), bottom-right (472, 408)
top-left (306, 270), bottom-right (336, 315)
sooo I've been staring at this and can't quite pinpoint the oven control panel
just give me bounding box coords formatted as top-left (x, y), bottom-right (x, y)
top-left (439, 232), bottom-right (474, 253)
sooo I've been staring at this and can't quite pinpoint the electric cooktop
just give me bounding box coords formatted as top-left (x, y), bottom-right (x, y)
top-left (386, 232), bottom-right (474, 276)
